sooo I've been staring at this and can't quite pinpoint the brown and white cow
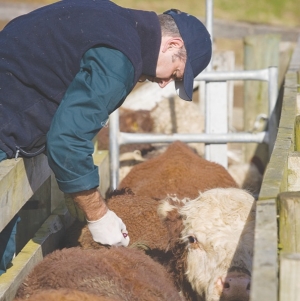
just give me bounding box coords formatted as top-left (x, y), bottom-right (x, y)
top-left (157, 187), bottom-right (255, 301)
top-left (62, 141), bottom-right (255, 301)
top-left (63, 187), bottom-right (255, 301)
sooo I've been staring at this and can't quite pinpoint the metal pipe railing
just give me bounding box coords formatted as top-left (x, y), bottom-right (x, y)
top-left (195, 68), bottom-right (276, 83)
top-left (118, 132), bottom-right (268, 145)
top-left (109, 67), bottom-right (278, 191)
top-left (205, 0), bottom-right (213, 71)
top-left (109, 111), bottom-right (120, 191)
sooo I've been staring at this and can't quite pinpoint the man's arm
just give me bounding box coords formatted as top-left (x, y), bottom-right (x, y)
top-left (71, 188), bottom-right (107, 221)
top-left (47, 47), bottom-right (134, 246)
top-left (47, 47), bottom-right (134, 194)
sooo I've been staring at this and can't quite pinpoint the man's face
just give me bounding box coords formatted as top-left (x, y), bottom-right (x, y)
top-left (139, 36), bottom-right (186, 88)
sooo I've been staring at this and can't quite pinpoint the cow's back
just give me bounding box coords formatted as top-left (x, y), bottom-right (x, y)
top-left (119, 141), bottom-right (238, 199)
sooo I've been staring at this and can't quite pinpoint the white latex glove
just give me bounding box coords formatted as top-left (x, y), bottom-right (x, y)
top-left (87, 210), bottom-right (130, 247)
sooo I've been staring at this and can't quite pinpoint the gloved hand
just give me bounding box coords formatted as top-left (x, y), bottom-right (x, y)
top-left (87, 209), bottom-right (130, 247)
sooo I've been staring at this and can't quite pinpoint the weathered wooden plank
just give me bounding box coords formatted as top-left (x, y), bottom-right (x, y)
top-left (16, 177), bottom-right (52, 253)
top-left (295, 115), bottom-right (300, 152)
top-left (259, 150), bottom-right (289, 200)
top-left (250, 199), bottom-right (278, 301)
top-left (279, 253), bottom-right (300, 301)
top-left (259, 71), bottom-right (298, 201)
top-left (0, 155), bottom-right (51, 232)
top-left (0, 214), bottom-right (65, 301)
top-left (0, 150), bottom-right (110, 301)
top-left (288, 152), bottom-right (300, 191)
top-left (253, 43), bottom-right (299, 300)
top-left (278, 191), bottom-right (300, 252)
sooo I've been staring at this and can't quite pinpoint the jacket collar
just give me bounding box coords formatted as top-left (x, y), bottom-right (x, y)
top-left (130, 10), bottom-right (161, 77)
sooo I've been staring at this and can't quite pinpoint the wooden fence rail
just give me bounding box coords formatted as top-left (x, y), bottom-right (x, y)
top-left (250, 34), bottom-right (300, 301)
top-left (0, 151), bottom-right (109, 301)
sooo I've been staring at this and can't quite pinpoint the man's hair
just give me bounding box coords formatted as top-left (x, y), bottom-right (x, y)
top-left (158, 13), bottom-right (187, 62)
top-left (158, 13), bottom-right (180, 37)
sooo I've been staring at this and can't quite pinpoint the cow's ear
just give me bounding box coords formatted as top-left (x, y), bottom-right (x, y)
top-left (157, 196), bottom-right (185, 247)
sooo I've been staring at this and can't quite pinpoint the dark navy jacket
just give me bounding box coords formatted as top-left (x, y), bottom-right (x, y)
top-left (0, 0), bottom-right (161, 159)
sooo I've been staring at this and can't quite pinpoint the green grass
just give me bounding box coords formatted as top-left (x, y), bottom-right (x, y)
top-left (114, 0), bottom-right (300, 28)
top-left (2, 0), bottom-right (300, 27)
top-left (214, 0), bottom-right (300, 27)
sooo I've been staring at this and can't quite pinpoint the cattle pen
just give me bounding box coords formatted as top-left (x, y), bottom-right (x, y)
top-left (1, 7), bottom-right (300, 301)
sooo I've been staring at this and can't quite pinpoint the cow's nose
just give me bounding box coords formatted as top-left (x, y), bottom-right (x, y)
top-left (223, 274), bottom-right (251, 290)
top-left (217, 272), bottom-right (251, 301)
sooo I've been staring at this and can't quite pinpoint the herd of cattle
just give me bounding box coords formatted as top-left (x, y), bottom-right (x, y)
top-left (98, 105), bottom-right (263, 196)
top-left (13, 138), bottom-right (257, 301)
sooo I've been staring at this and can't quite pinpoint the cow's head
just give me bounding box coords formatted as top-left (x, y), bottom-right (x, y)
top-left (158, 188), bottom-right (255, 301)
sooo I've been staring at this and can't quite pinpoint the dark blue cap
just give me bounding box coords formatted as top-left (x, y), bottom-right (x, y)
top-left (163, 9), bottom-right (212, 101)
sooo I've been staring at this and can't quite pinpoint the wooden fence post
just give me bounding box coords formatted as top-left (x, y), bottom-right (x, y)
top-left (288, 152), bottom-right (300, 191)
top-left (243, 34), bottom-right (280, 165)
top-left (278, 191), bottom-right (300, 252)
top-left (279, 253), bottom-right (300, 301)
top-left (250, 199), bottom-right (278, 301)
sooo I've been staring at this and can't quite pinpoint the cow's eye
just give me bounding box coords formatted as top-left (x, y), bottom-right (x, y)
top-left (188, 236), bottom-right (197, 244)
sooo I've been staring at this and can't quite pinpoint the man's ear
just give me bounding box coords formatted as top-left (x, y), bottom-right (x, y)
top-left (162, 37), bottom-right (184, 52)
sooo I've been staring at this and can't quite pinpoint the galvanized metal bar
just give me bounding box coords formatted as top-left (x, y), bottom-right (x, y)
top-left (195, 68), bottom-right (270, 82)
top-left (205, 81), bottom-right (228, 167)
top-left (118, 131), bottom-right (268, 145)
top-left (268, 66), bottom-right (279, 156)
top-left (109, 110), bottom-right (120, 191)
top-left (205, 0), bottom-right (213, 72)
top-left (269, 66), bottom-right (279, 116)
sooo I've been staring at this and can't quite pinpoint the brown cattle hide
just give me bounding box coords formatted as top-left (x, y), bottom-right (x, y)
top-left (16, 247), bottom-right (184, 301)
top-left (119, 140), bottom-right (238, 199)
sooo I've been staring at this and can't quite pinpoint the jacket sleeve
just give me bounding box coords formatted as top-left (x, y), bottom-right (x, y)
top-left (46, 47), bottom-right (134, 193)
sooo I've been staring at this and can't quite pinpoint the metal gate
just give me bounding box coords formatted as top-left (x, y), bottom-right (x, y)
top-left (108, 66), bottom-right (278, 190)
